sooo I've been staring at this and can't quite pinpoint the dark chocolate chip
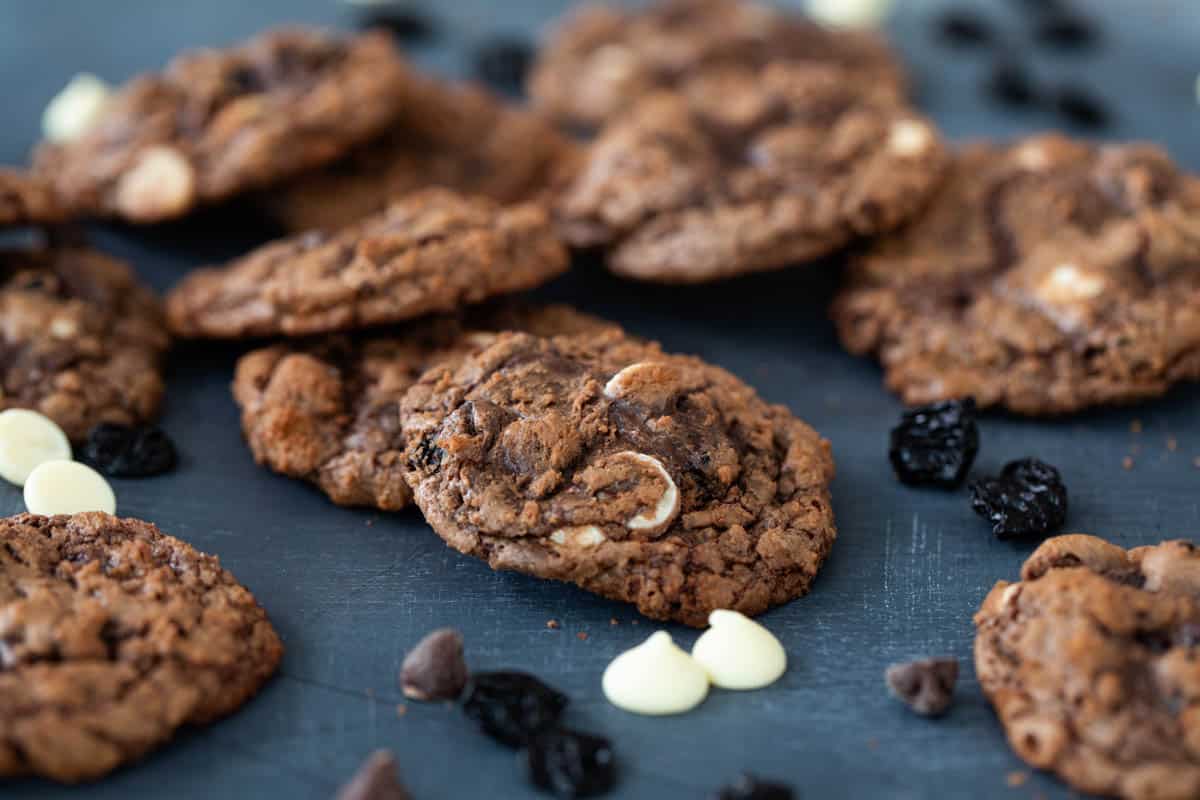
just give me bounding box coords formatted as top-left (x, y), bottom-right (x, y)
top-left (335, 750), bottom-right (413, 800)
top-left (400, 628), bottom-right (468, 702)
top-left (886, 657), bottom-right (959, 717)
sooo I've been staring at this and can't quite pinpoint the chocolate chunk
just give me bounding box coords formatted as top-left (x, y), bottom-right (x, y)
top-left (335, 751), bottom-right (413, 800)
top-left (400, 628), bottom-right (468, 702)
top-left (885, 657), bottom-right (959, 717)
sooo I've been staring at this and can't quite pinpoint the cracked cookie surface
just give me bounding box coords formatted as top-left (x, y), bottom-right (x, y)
top-left (528, 0), bottom-right (904, 129)
top-left (975, 534), bottom-right (1200, 800)
top-left (0, 246), bottom-right (168, 441)
top-left (557, 62), bottom-right (947, 283)
top-left (834, 135), bottom-right (1200, 415)
top-left (0, 512), bottom-right (283, 783)
top-left (232, 305), bottom-right (618, 510)
top-left (166, 188), bottom-right (569, 339)
top-left (262, 78), bottom-right (581, 233)
top-left (400, 330), bottom-right (836, 626)
top-left (33, 28), bottom-right (416, 223)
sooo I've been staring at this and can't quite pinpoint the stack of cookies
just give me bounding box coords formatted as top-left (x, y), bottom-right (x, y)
top-left (1, 0), bottom-right (1198, 793)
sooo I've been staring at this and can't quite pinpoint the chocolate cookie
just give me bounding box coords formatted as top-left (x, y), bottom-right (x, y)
top-left (0, 512), bottom-right (283, 782)
top-left (166, 188), bottom-right (569, 339)
top-left (262, 78), bottom-right (581, 233)
top-left (232, 305), bottom-right (616, 510)
top-left (400, 329), bottom-right (837, 626)
top-left (975, 534), bottom-right (1200, 800)
top-left (0, 169), bottom-right (64, 227)
top-left (834, 135), bottom-right (1200, 415)
top-left (1, 246), bottom-right (168, 441)
top-left (33, 28), bottom-right (416, 223)
top-left (557, 63), bottom-right (947, 283)
top-left (528, 0), bottom-right (904, 129)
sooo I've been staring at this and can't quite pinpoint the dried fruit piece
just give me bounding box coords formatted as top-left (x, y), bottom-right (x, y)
top-left (1053, 86), bottom-right (1110, 129)
top-left (985, 61), bottom-right (1041, 108)
top-left (888, 398), bottom-right (980, 488)
top-left (936, 11), bottom-right (994, 47)
top-left (400, 628), bottom-right (468, 702)
top-left (970, 458), bottom-right (1068, 540)
top-left (335, 750), bottom-right (413, 800)
top-left (885, 657), bottom-right (959, 717)
top-left (358, 7), bottom-right (439, 44)
top-left (713, 773), bottom-right (795, 800)
top-left (1035, 12), bottom-right (1098, 50)
top-left (79, 422), bottom-right (177, 478)
top-left (473, 37), bottom-right (534, 93)
top-left (461, 671), bottom-right (568, 747)
top-left (523, 728), bottom-right (617, 799)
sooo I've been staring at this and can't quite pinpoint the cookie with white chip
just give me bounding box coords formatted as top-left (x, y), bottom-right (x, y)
top-left (400, 329), bottom-right (837, 626)
top-left (33, 28), bottom-right (417, 223)
top-left (0, 512), bottom-right (283, 782)
top-left (833, 135), bottom-right (1200, 415)
top-left (975, 534), bottom-right (1200, 799)
top-left (0, 246), bottom-right (168, 441)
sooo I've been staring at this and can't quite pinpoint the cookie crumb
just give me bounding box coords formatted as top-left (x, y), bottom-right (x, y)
top-left (546, 619), bottom-right (561, 630)
top-left (1166, 437), bottom-right (1178, 452)
top-left (395, 704), bottom-right (407, 718)
top-left (1006, 771), bottom-right (1028, 788)
top-left (400, 628), bottom-right (468, 702)
top-left (866, 737), bottom-right (879, 751)
top-left (1122, 456), bottom-right (1134, 471)
top-left (1130, 419), bottom-right (1143, 433)
top-left (576, 632), bottom-right (589, 641)
top-left (609, 618), bottom-right (619, 626)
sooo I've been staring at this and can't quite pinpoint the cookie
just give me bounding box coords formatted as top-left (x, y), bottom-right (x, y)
top-left (33, 28), bottom-right (416, 223)
top-left (400, 329), bottom-right (837, 626)
top-left (166, 188), bottom-right (570, 339)
top-left (231, 305), bottom-right (616, 510)
top-left (528, 0), bottom-right (904, 129)
top-left (0, 169), bottom-right (64, 227)
top-left (0, 246), bottom-right (168, 441)
top-left (262, 78), bottom-right (581, 233)
top-left (0, 512), bottom-right (283, 782)
top-left (975, 534), bottom-right (1200, 800)
top-left (833, 135), bottom-right (1200, 415)
top-left (557, 63), bottom-right (947, 283)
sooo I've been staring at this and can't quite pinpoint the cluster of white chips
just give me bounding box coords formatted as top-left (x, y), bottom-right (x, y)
top-left (0, 409), bottom-right (116, 515)
top-left (601, 610), bottom-right (788, 715)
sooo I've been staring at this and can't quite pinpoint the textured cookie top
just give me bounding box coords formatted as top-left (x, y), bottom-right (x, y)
top-left (557, 62), bottom-right (947, 283)
top-left (975, 534), bottom-right (1200, 800)
top-left (1, 247), bottom-right (168, 441)
top-left (400, 330), bottom-right (836, 626)
top-left (232, 305), bottom-right (618, 511)
top-left (166, 188), bottom-right (570, 339)
top-left (0, 169), bottom-right (65, 227)
top-left (263, 78), bottom-right (582, 233)
top-left (0, 513), bottom-right (283, 782)
top-left (33, 28), bottom-right (415, 223)
top-left (528, 0), bottom-right (903, 129)
top-left (834, 135), bottom-right (1200, 415)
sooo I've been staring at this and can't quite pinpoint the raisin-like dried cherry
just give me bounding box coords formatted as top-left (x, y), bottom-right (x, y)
top-left (712, 773), bottom-right (795, 800)
top-left (472, 37), bottom-right (534, 94)
top-left (970, 458), bottom-right (1068, 540)
top-left (936, 11), bottom-right (994, 47)
top-left (359, 6), bottom-right (439, 45)
top-left (1053, 86), bottom-right (1110, 129)
top-left (461, 671), bottom-right (568, 747)
top-left (80, 423), bottom-right (178, 478)
top-left (889, 398), bottom-right (979, 488)
top-left (523, 728), bottom-right (617, 799)
top-left (985, 61), bottom-right (1041, 108)
top-left (1035, 12), bottom-right (1098, 50)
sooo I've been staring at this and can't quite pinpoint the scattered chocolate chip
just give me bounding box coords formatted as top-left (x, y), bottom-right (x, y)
top-left (79, 422), bottom-right (177, 478)
top-left (472, 37), bottom-right (534, 93)
top-left (461, 671), bottom-right (568, 747)
top-left (1053, 85), bottom-right (1110, 128)
top-left (400, 628), bottom-right (468, 702)
top-left (936, 11), bottom-right (994, 47)
top-left (970, 458), bottom-right (1068, 540)
top-left (889, 398), bottom-right (980, 488)
top-left (985, 61), bottom-right (1041, 108)
top-left (335, 750), bottom-right (413, 800)
top-left (359, 7), bottom-right (439, 44)
top-left (524, 728), bottom-right (617, 799)
top-left (712, 773), bottom-right (795, 800)
top-left (885, 657), bottom-right (959, 717)
top-left (1034, 12), bottom-right (1098, 50)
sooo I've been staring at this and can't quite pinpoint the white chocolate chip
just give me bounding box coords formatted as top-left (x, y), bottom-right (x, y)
top-left (806, 0), bottom-right (893, 29)
top-left (42, 73), bottom-right (112, 143)
top-left (24, 460), bottom-right (115, 516)
top-left (1037, 263), bottom-right (1108, 304)
top-left (888, 120), bottom-right (932, 158)
top-left (49, 317), bottom-right (78, 339)
top-left (114, 146), bottom-right (196, 221)
top-left (601, 631), bottom-right (710, 715)
top-left (603, 362), bottom-right (662, 399)
top-left (1000, 583), bottom-right (1022, 609)
top-left (1015, 142), bottom-right (1052, 172)
top-left (691, 610), bottom-right (787, 690)
top-left (615, 452), bottom-right (679, 534)
top-left (0, 409), bottom-right (72, 486)
top-left (590, 44), bottom-right (637, 83)
top-left (549, 525), bottom-right (607, 548)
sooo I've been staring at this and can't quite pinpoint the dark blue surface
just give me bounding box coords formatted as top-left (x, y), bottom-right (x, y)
top-left (2, 2), bottom-right (1199, 798)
